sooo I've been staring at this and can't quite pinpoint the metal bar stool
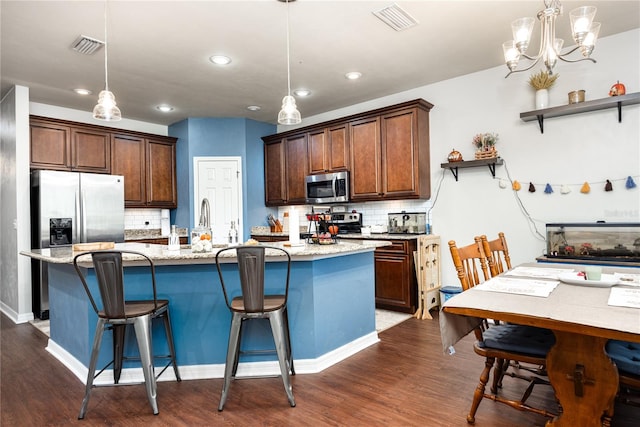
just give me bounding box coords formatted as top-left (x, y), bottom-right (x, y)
top-left (215, 245), bottom-right (295, 411)
top-left (73, 250), bottom-right (181, 419)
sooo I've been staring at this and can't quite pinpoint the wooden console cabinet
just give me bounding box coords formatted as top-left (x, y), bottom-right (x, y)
top-left (30, 116), bottom-right (177, 208)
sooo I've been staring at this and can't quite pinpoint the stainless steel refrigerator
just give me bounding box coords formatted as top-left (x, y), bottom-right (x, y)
top-left (31, 170), bottom-right (125, 319)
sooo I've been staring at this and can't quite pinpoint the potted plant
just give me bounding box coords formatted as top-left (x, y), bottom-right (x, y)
top-left (473, 132), bottom-right (499, 159)
top-left (528, 70), bottom-right (559, 109)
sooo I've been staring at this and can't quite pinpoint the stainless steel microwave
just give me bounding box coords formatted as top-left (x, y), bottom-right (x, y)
top-left (305, 171), bottom-right (349, 204)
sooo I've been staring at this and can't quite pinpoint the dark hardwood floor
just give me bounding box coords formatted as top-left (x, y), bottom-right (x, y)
top-left (2, 312), bottom-right (638, 426)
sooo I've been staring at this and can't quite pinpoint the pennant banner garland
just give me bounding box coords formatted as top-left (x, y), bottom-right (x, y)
top-left (501, 175), bottom-right (638, 195)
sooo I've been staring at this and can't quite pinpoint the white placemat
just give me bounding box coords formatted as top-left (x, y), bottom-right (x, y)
top-left (476, 277), bottom-right (559, 297)
top-left (504, 266), bottom-right (573, 280)
top-left (608, 287), bottom-right (640, 309)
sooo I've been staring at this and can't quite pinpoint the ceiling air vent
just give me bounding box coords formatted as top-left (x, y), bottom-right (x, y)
top-left (373, 3), bottom-right (418, 32)
top-left (71, 35), bottom-right (104, 55)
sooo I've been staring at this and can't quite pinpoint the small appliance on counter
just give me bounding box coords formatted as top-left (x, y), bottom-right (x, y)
top-left (388, 211), bottom-right (427, 234)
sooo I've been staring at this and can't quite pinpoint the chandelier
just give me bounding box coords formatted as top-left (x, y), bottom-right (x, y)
top-left (93, 0), bottom-right (121, 121)
top-left (502, 0), bottom-right (600, 77)
top-left (277, 0), bottom-right (301, 125)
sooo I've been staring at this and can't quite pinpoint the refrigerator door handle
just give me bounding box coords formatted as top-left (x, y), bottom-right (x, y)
top-left (75, 190), bottom-right (81, 243)
top-left (80, 189), bottom-right (87, 242)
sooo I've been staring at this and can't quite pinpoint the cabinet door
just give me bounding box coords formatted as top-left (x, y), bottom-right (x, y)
top-left (111, 134), bottom-right (146, 206)
top-left (308, 129), bottom-right (328, 174)
top-left (146, 138), bottom-right (177, 207)
top-left (71, 127), bottom-right (110, 173)
top-left (327, 123), bottom-right (349, 171)
top-left (264, 140), bottom-right (287, 206)
top-left (381, 108), bottom-right (419, 198)
top-left (30, 120), bottom-right (71, 170)
top-left (285, 134), bottom-right (308, 204)
top-left (375, 252), bottom-right (412, 311)
top-left (350, 116), bottom-right (381, 200)
top-left (374, 240), bottom-right (417, 313)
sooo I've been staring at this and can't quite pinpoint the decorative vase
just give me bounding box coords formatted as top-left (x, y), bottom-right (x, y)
top-left (535, 89), bottom-right (549, 109)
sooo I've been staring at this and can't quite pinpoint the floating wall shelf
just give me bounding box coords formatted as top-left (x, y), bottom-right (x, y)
top-left (520, 92), bottom-right (640, 133)
top-left (440, 157), bottom-right (504, 181)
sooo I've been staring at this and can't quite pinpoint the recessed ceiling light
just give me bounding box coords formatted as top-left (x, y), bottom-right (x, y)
top-left (73, 88), bottom-right (92, 95)
top-left (209, 55), bottom-right (232, 65)
top-left (293, 89), bottom-right (311, 97)
top-left (247, 105), bottom-right (261, 111)
top-left (156, 104), bottom-right (174, 113)
top-left (345, 72), bottom-right (362, 80)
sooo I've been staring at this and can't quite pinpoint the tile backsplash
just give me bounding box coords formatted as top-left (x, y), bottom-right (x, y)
top-left (276, 199), bottom-right (432, 229)
top-left (124, 208), bottom-right (163, 230)
top-left (127, 199), bottom-right (433, 232)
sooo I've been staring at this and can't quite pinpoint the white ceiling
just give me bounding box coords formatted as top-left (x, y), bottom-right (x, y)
top-left (2, 1), bottom-right (638, 126)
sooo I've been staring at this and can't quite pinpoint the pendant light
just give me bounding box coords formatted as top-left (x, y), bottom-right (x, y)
top-left (93, 0), bottom-right (121, 121)
top-left (277, 0), bottom-right (301, 125)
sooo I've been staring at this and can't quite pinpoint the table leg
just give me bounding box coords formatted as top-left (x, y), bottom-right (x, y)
top-left (545, 331), bottom-right (619, 427)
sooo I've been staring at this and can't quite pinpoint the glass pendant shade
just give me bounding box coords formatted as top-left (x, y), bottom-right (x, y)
top-left (93, 90), bottom-right (121, 121)
top-left (511, 17), bottom-right (535, 53)
top-left (570, 6), bottom-right (597, 44)
top-left (278, 95), bottom-right (301, 125)
top-left (581, 22), bottom-right (600, 56)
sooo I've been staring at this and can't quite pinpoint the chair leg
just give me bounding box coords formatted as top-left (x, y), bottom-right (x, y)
top-left (467, 356), bottom-right (495, 424)
top-left (161, 309), bottom-right (181, 382)
top-left (112, 324), bottom-right (126, 384)
top-left (219, 313), bottom-right (243, 411)
top-left (491, 358), bottom-right (506, 394)
top-left (78, 318), bottom-right (107, 419)
top-left (231, 319), bottom-right (244, 377)
top-left (269, 311), bottom-right (296, 407)
top-left (133, 315), bottom-right (159, 415)
top-left (283, 307), bottom-right (295, 376)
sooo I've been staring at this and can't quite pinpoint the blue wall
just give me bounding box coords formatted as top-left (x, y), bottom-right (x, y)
top-left (169, 118), bottom-right (278, 239)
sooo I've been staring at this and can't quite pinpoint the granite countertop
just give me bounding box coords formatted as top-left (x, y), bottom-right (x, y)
top-left (125, 228), bottom-right (188, 240)
top-left (20, 239), bottom-right (391, 266)
top-left (338, 233), bottom-right (425, 241)
top-left (250, 226), bottom-right (425, 241)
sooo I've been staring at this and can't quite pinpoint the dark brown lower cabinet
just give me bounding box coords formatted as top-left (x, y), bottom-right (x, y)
top-left (250, 235), bottom-right (289, 243)
top-left (374, 240), bottom-right (417, 313)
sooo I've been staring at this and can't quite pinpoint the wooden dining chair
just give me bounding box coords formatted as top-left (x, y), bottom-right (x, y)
top-left (480, 233), bottom-right (546, 388)
top-left (480, 232), bottom-right (512, 277)
top-left (448, 239), bottom-right (557, 424)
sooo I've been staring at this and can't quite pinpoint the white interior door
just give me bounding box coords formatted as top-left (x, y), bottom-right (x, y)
top-left (194, 157), bottom-right (242, 244)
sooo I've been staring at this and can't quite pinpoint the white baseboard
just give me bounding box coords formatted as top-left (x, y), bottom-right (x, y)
top-left (0, 301), bottom-right (34, 324)
top-left (46, 331), bottom-right (380, 384)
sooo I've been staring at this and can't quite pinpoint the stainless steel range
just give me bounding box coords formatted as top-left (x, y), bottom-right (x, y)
top-left (329, 212), bottom-right (362, 234)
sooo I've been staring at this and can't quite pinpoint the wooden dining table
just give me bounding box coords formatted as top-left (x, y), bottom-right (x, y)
top-left (439, 262), bottom-right (640, 427)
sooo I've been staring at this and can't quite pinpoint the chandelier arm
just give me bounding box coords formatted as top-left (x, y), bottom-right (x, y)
top-left (557, 56), bottom-right (597, 64)
top-left (503, 57), bottom-right (541, 78)
top-left (557, 45), bottom-right (581, 57)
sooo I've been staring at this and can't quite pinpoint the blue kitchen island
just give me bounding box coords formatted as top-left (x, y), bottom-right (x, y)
top-left (21, 240), bottom-right (388, 384)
